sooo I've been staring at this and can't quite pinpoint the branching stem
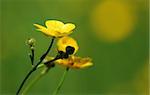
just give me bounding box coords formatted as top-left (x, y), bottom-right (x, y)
top-left (21, 67), bottom-right (50, 95)
top-left (16, 37), bottom-right (55, 95)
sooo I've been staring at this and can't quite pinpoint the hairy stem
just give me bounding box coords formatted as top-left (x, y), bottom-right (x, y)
top-left (16, 37), bottom-right (55, 95)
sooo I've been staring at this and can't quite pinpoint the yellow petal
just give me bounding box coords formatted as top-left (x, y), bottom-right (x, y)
top-left (61, 23), bottom-right (75, 33)
top-left (45, 20), bottom-right (64, 29)
top-left (55, 59), bottom-right (69, 66)
top-left (73, 57), bottom-right (93, 69)
top-left (34, 20), bottom-right (75, 37)
top-left (34, 24), bottom-right (50, 36)
top-left (57, 36), bottom-right (79, 54)
top-left (78, 61), bottom-right (93, 69)
top-left (56, 31), bottom-right (73, 38)
top-left (55, 56), bottom-right (93, 69)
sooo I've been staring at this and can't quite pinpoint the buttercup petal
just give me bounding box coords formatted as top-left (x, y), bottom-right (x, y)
top-left (45, 20), bottom-right (64, 29)
top-left (55, 56), bottom-right (93, 69)
top-left (61, 23), bottom-right (75, 33)
top-left (34, 20), bottom-right (75, 37)
top-left (74, 60), bottom-right (93, 69)
top-left (56, 31), bottom-right (73, 38)
top-left (57, 36), bottom-right (79, 54)
top-left (34, 24), bottom-right (50, 36)
top-left (72, 57), bottom-right (93, 69)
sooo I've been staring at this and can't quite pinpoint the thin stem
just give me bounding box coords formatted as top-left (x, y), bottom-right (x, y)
top-left (16, 37), bottom-right (55, 95)
top-left (21, 57), bottom-right (59, 95)
top-left (31, 49), bottom-right (34, 65)
top-left (40, 37), bottom-right (55, 61)
top-left (29, 49), bottom-right (34, 65)
top-left (21, 67), bottom-right (50, 95)
top-left (44, 57), bottom-right (59, 67)
top-left (52, 68), bottom-right (69, 95)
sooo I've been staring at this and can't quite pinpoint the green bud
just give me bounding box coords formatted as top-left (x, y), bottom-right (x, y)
top-left (26, 38), bottom-right (36, 46)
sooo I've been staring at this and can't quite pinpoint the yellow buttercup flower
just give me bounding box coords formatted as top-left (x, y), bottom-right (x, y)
top-left (34, 20), bottom-right (75, 37)
top-left (45, 56), bottom-right (93, 69)
top-left (57, 36), bottom-right (79, 54)
top-left (55, 56), bottom-right (93, 69)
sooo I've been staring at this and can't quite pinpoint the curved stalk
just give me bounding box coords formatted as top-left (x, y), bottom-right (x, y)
top-left (52, 68), bottom-right (69, 95)
top-left (16, 37), bottom-right (55, 95)
top-left (21, 67), bottom-right (49, 95)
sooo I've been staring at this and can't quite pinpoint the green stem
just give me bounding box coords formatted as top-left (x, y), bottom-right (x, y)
top-left (52, 68), bottom-right (69, 95)
top-left (16, 38), bottom-right (55, 95)
top-left (21, 67), bottom-right (49, 95)
top-left (31, 49), bottom-right (35, 65)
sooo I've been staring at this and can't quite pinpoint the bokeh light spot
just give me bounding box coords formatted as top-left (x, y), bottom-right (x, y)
top-left (91, 0), bottom-right (136, 42)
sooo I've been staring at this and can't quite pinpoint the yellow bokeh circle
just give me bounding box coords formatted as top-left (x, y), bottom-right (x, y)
top-left (91, 0), bottom-right (135, 42)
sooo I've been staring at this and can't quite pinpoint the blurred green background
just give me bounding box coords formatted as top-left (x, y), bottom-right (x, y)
top-left (1, 0), bottom-right (149, 95)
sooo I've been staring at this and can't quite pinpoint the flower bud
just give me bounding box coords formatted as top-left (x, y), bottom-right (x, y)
top-left (26, 38), bottom-right (36, 46)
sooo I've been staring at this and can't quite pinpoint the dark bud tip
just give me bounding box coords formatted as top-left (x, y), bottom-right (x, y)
top-left (66, 46), bottom-right (75, 55)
